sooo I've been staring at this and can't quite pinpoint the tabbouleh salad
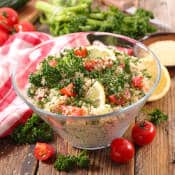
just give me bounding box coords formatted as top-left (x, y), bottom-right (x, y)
top-left (27, 45), bottom-right (152, 116)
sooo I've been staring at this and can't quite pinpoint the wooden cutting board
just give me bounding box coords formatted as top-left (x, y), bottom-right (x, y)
top-left (18, 0), bottom-right (40, 22)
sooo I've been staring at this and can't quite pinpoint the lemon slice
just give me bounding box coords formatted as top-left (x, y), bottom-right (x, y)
top-left (91, 104), bottom-right (113, 115)
top-left (148, 65), bottom-right (171, 102)
top-left (86, 81), bottom-right (105, 107)
top-left (87, 45), bottom-right (116, 60)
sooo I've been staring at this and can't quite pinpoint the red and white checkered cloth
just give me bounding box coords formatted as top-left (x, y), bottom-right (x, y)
top-left (0, 32), bottom-right (90, 138)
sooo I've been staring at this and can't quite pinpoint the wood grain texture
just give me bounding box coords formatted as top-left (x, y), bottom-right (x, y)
top-left (1, 0), bottom-right (175, 175)
top-left (37, 131), bottom-right (134, 175)
top-left (0, 138), bottom-right (38, 175)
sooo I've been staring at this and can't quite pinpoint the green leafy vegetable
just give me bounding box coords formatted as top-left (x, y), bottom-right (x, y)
top-left (11, 113), bottom-right (53, 144)
top-left (42, 60), bottom-right (61, 88)
top-left (148, 109), bottom-right (168, 125)
top-left (54, 154), bottom-right (77, 172)
top-left (35, 0), bottom-right (156, 39)
top-left (54, 151), bottom-right (89, 172)
top-left (29, 73), bottom-right (42, 87)
top-left (76, 151), bottom-right (90, 169)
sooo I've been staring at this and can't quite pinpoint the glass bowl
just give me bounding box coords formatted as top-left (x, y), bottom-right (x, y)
top-left (12, 32), bottom-right (161, 150)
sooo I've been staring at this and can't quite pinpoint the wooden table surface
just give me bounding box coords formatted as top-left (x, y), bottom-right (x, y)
top-left (1, 0), bottom-right (175, 175)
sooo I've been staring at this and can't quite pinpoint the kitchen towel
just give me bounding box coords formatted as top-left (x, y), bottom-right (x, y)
top-left (0, 31), bottom-right (91, 138)
top-left (0, 32), bottom-right (51, 138)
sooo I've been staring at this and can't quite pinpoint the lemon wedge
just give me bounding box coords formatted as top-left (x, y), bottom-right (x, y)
top-left (86, 81), bottom-right (105, 107)
top-left (87, 45), bottom-right (116, 60)
top-left (148, 65), bottom-right (171, 102)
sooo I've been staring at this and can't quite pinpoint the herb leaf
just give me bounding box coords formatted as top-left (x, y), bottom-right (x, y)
top-left (148, 109), bottom-right (168, 125)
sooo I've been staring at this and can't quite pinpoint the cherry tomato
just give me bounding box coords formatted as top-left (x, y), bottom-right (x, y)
top-left (132, 120), bottom-right (156, 146)
top-left (34, 142), bottom-right (55, 161)
top-left (0, 7), bottom-right (18, 32)
top-left (108, 94), bottom-right (125, 105)
top-left (60, 105), bottom-right (87, 116)
top-left (132, 76), bottom-right (143, 89)
top-left (60, 83), bottom-right (76, 97)
top-left (110, 138), bottom-right (135, 164)
top-left (116, 46), bottom-right (133, 55)
top-left (14, 21), bottom-right (36, 32)
top-left (74, 47), bottom-right (87, 57)
top-left (0, 29), bottom-right (9, 46)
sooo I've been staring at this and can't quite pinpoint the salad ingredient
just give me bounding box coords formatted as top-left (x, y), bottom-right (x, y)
top-left (132, 120), bottom-right (156, 146)
top-left (54, 154), bottom-right (77, 172)
top-left (34, 142), bottom-right (55, 161)
top-left (60, 83), bottom-right (76, 97)
top-left (110, 138), bottom-right (135, 163)
top-left (148, 109), bottom-right (168, 125)
top-left (74, 47), bottom-right (88, 58)
top-left (151, 66), bottom-right (170, 100)
top-left (0, 29), bottom-right (9, 46)
top-left (0, 7), bottom-right (18, 32)
top-left (132, 76), bottom-right (143, 89)
top-left (35, 0), bottom-right (156, 39)
top-left (14, 21), bottom-right (36, 32)
top-left (76, 151), bottom-right (90, 169)
top-left (0, 0), bottom-right (29, 10)
top-left (147, 40), bottom-right (175, 66)
top-left (58, 105), bottom-right (87, 116)
top-left (27, 45), bottom-right (152, 115)
top-left (85, 81), bottom-right (105, 107)
top-left (139, 56), bottom-right (170, 101)
top-left (54, 151), bottom-right (89, 172)
top-left (10, 113), bottom-right (53, 144)
top-left (148, 65), bottom-right (171, 102)
top-left (0, 7), bottom-right (36, 46)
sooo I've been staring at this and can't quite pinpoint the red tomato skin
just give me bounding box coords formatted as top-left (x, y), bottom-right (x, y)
top-left (15, 21), bottom-right (36, 32)
top-left (34, 142), bottom-right (55, 161)
top-left (0, 7), bottom-right (18, 31)
top-left (60, 105), bottom-right (87, 116)
top-left (84, 60), bottom-right (96, 71)
top-left (116, 46), bottom-right (133, 55)
top-left (108, 95), bottom-right (125, 105)
top-left (132, 76), bottom-right (143, 89)
top-left (74, 47), bottom-right (87, 57)
top-left (110, 138), bottom-right (135, 163)
top-left (132, 121), bottom-right (156, 146)
top-left (60, 83), bottom-right (76, 97)
top-left (0, 29), bottom-right (9, 46)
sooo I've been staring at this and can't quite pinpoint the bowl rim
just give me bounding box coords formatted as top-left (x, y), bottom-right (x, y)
top-left (12, 32), bottom-right (161, 120)
top-left (140, 32), bottom-right (175, 42)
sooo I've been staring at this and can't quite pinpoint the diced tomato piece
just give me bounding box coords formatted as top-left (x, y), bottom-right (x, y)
top-left (48, 59), bottom-right (57, 67)
top-left (116, 46), bottom-right (133, 56)
top-left (60, 105), bottom-right (87, 116)
top-left (108, 95), bottom-right (117, 104)
top-left (108, 94), bottom-right (125, 105)
top-left (34, 142), bottom-right (55, 161)
top-left (84, 60), bottom-right (97, 71)
top-left (60, 83), bottom-right (76, 97)
top-left (132, 76), bottom-right (143, 89)
top-left (74, 47), bottom-right (87, 57)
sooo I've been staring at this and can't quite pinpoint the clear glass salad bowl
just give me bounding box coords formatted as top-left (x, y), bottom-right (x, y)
top-left (12, 32), bottom-right (161, 150)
